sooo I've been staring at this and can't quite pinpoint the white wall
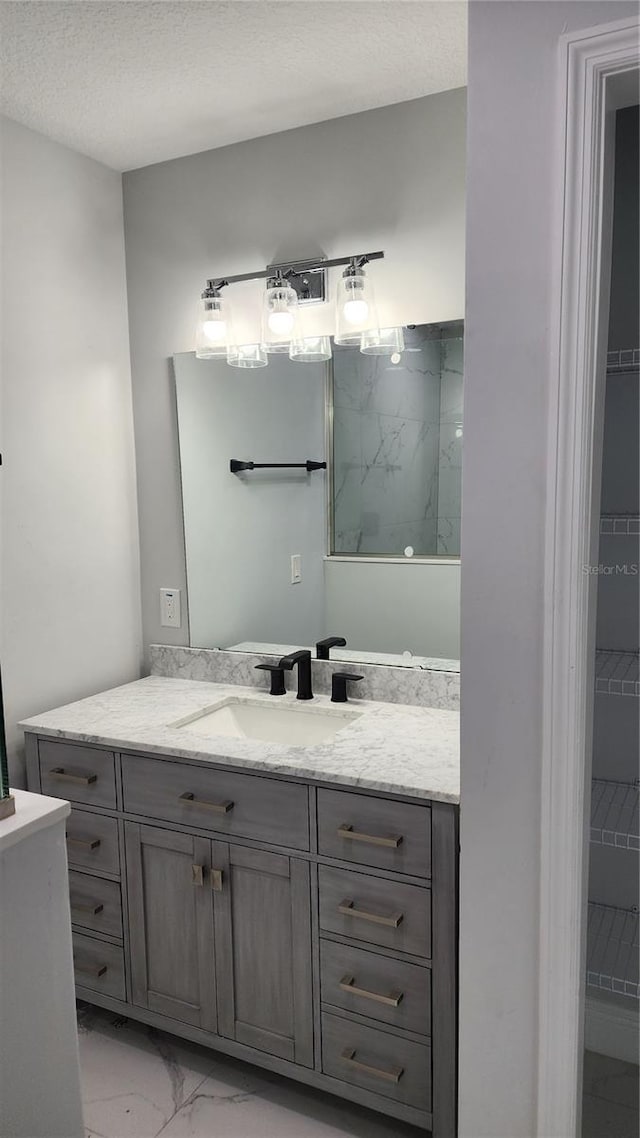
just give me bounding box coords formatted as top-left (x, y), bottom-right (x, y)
top-left (122, 90), bottom-right (465, 657)
top-left (324, 559), bottom-right (460, 658)
top-left (0, 795), bottom-right (83, 1138)
top-left (460, 5), bottom-right (638, 1137)
top-left (174, 351), bottom-right (325, 648)
top-left (0, 117), bottom-right (142, 785)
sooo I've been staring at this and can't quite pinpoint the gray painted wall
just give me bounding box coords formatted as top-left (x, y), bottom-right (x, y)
top-left (460, 4), bottom-right (638, 1137)
top-left (324, 558), bottom-right (460, 659)
top-left (174, 351), bottom-right (325, 648)
top-left (0, 117), bottom-right (142, 785)
top-left (122, 90), bottom-right (465, 660)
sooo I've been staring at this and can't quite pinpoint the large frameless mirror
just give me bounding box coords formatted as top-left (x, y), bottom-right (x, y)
top-left (173, 320), bottom-right (463, 667)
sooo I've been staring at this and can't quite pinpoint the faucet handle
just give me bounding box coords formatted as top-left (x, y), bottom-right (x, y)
top-left (255, 663), bottom-right (286, 696)
top-left (316, 636), bottom-right (347, 660)
top-left (331, 673), bottom-right (363, 704)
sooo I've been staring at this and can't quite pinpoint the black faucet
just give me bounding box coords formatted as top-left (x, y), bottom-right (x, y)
top-left (331, 673), bottom-right (363, 703)
top-left (278, 650), bottom-right (313, 700)
top-left (316, 635), bottom-right (347, 660)
top-left (254, 663), bottom-right (287, 696)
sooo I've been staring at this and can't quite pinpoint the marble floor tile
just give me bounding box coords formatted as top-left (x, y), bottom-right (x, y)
top-left (582, 1093), bottom-right (640, 1138)
top-left (583, 1050), bottom-right (639, 1110)
top-left (158, 1062), bottom-right (419, 1138)
top-left (77, 1003), bottom-right (216, 1138)
top-left (78, 1004), bottom-right (420, 1138)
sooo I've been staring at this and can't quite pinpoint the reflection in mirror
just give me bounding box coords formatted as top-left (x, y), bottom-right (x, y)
top-left (174, 322), bottom-right (463, 667)
top-left (332, 323), bottom-right (463, 557)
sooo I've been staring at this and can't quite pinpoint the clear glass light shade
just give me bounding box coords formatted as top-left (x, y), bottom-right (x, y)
top-left (262, 280), bottom-right (299, 353)
top-left (335, 267), bottom-right (377, 346)
top-left (227, 343), bottom-right (268, 369)
top-left (289, 335), bottom-right (332, 363)
top-left (360, 327), bottom-right (405, 356)
top-left (195, 295), bottom-right (230, 358)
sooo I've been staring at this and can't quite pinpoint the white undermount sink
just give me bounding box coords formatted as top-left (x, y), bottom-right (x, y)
top-left (171, 697), bottom-right (361, 746)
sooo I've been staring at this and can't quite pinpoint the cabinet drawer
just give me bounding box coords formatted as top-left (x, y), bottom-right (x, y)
top-left (320, 940), bottom-right (431, 1036)
top-left (318, 789), bottom-right (431, 878)
top-left (321, 1012), bottom-right (431, 1112)
top-left (72, 932), bottom-right (125, 1001)
top-left (69, 870), bottom-right (122, 940)
top-left (39, 740), bottom-right (117, 809)
top-left (121, 754), bottom-right (309, 850)
top-left (318, 866), bottom-right (430, 958)
top-left (66, 809), bottom-right (120, 875)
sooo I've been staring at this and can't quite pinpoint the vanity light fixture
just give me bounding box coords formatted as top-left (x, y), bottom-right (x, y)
top-left (262, 273), bottom-right (299, 353)
top-left (360, 326), bottom-right (405, 356)
top-left (227, 343), bottom-right (268, 369)
top-left (289, 335), bottom-right (333, 363)
top-left (334, 259), bottom-right (378, 347)
top-left (196, 251), bottom-right (386, 367)
top-left (195, 285), bottom-right (231, 359)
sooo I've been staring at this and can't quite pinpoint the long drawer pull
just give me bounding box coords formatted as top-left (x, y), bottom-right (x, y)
top-left (67, 836), bottom-right (101, 851)
top-left (338, 824), bottom-right (402, 849)
top-left (74, 959), bottom-right (107, 978)
top-left (71, 898), bottom-right (104, 916)
top-left (340, 1047), bottom-right (404, 1084)
top-left (340, 973), bottom-right (404, 1007)
top-left (179, 791), bottom-right (234, 814)
top-left (338, 898), bottom-right (403, 928)
top-left (50, 767), bottom-right (97, 786)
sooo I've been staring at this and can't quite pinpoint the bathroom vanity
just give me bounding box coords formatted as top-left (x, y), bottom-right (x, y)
top-left (23, 674), bottom-right (459, 1135)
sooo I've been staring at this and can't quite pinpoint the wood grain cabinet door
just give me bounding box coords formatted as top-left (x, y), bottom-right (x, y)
top-left (125, 822), bottom-right (217, 1031)
top-left (213, 843), bottom-right (314, 1068)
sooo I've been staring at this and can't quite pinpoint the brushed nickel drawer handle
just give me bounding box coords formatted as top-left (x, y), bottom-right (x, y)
top-left (191, 864), bottom-right (204, 886)
top-left (340, 1047), bottom-right (404, 1084)
top-left (50, 767), bottom-right (97, 786)
top-left (74, 959), bottom-right (107, 978)
top-left (338, 824), bottom-right (402, 849)
top-left (71, 898), bottom-right (104, 916)
top-left (67, 836), bottom-right (101, 851)
top-left (338, 899), bottom-right (403, 928)
top-left (209, 868), bottom-right (224, 892)
top-left (179, 791), bottom-right (234, 814)
top-left (340, 973), bottom-right (404, 1007)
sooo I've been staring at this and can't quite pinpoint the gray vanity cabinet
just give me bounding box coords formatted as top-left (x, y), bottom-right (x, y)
top-left (125, 822), bottom-right (217, 1032)
top-left (125, 824), bottom-right (314, 1066)
top-left (25, 733), bottom-right (458, 1135)
top-left (213, 843), bottom-right (314, 1067)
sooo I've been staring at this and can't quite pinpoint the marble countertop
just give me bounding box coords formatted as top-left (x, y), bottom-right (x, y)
top-left (20, 676), bottom-right (460, 803)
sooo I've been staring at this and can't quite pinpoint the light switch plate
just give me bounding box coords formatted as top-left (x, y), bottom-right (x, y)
top-left (160, 587), bottom-right (181, 628)
top-left (290, 554), bottom-right (302, 584)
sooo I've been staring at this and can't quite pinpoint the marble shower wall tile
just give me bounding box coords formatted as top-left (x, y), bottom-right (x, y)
top-left (149, 645), bottom-right (460, 710)
top-left (436, 335), bottom-right (464, 554)
top-left (332, 330), bottom-right (442, 556)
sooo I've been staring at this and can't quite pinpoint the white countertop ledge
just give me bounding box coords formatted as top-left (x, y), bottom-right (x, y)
top-left (0, 788), bottom-right (70, 854)
top-left (20, 676), bottom-right (460, 804)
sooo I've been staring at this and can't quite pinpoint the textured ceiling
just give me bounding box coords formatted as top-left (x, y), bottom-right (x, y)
top-left (0, 1), bottom-right (467, 172)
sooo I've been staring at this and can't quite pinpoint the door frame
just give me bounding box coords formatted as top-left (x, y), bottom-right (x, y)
top-left (538, 17), bottom-right (639, 1138)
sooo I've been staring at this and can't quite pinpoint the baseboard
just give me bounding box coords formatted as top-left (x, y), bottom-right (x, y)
top-left (585, 994), bottom-right (639, 1065)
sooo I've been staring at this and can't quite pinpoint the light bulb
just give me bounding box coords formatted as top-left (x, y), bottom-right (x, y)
top-left (268, 310), bottom-right (295, 335)
top-left (202, 318), bottom-right (227, 343)
top-left (343, 298), bottom-right (369, 326)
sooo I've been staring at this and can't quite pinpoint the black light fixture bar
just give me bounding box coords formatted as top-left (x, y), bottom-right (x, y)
top-left (230, 459), bottom-right (326, 474)
top-left (207, 250), bottom-right (384, 292)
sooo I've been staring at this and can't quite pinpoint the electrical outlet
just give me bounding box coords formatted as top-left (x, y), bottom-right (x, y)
top-left (160, 587), bottom-right (181, 628)
top-left (290, 554), bottom-right (302, 585)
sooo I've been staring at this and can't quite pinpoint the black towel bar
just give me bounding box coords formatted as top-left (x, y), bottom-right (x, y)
top-left (230, 459), bottom-right (326, 474)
